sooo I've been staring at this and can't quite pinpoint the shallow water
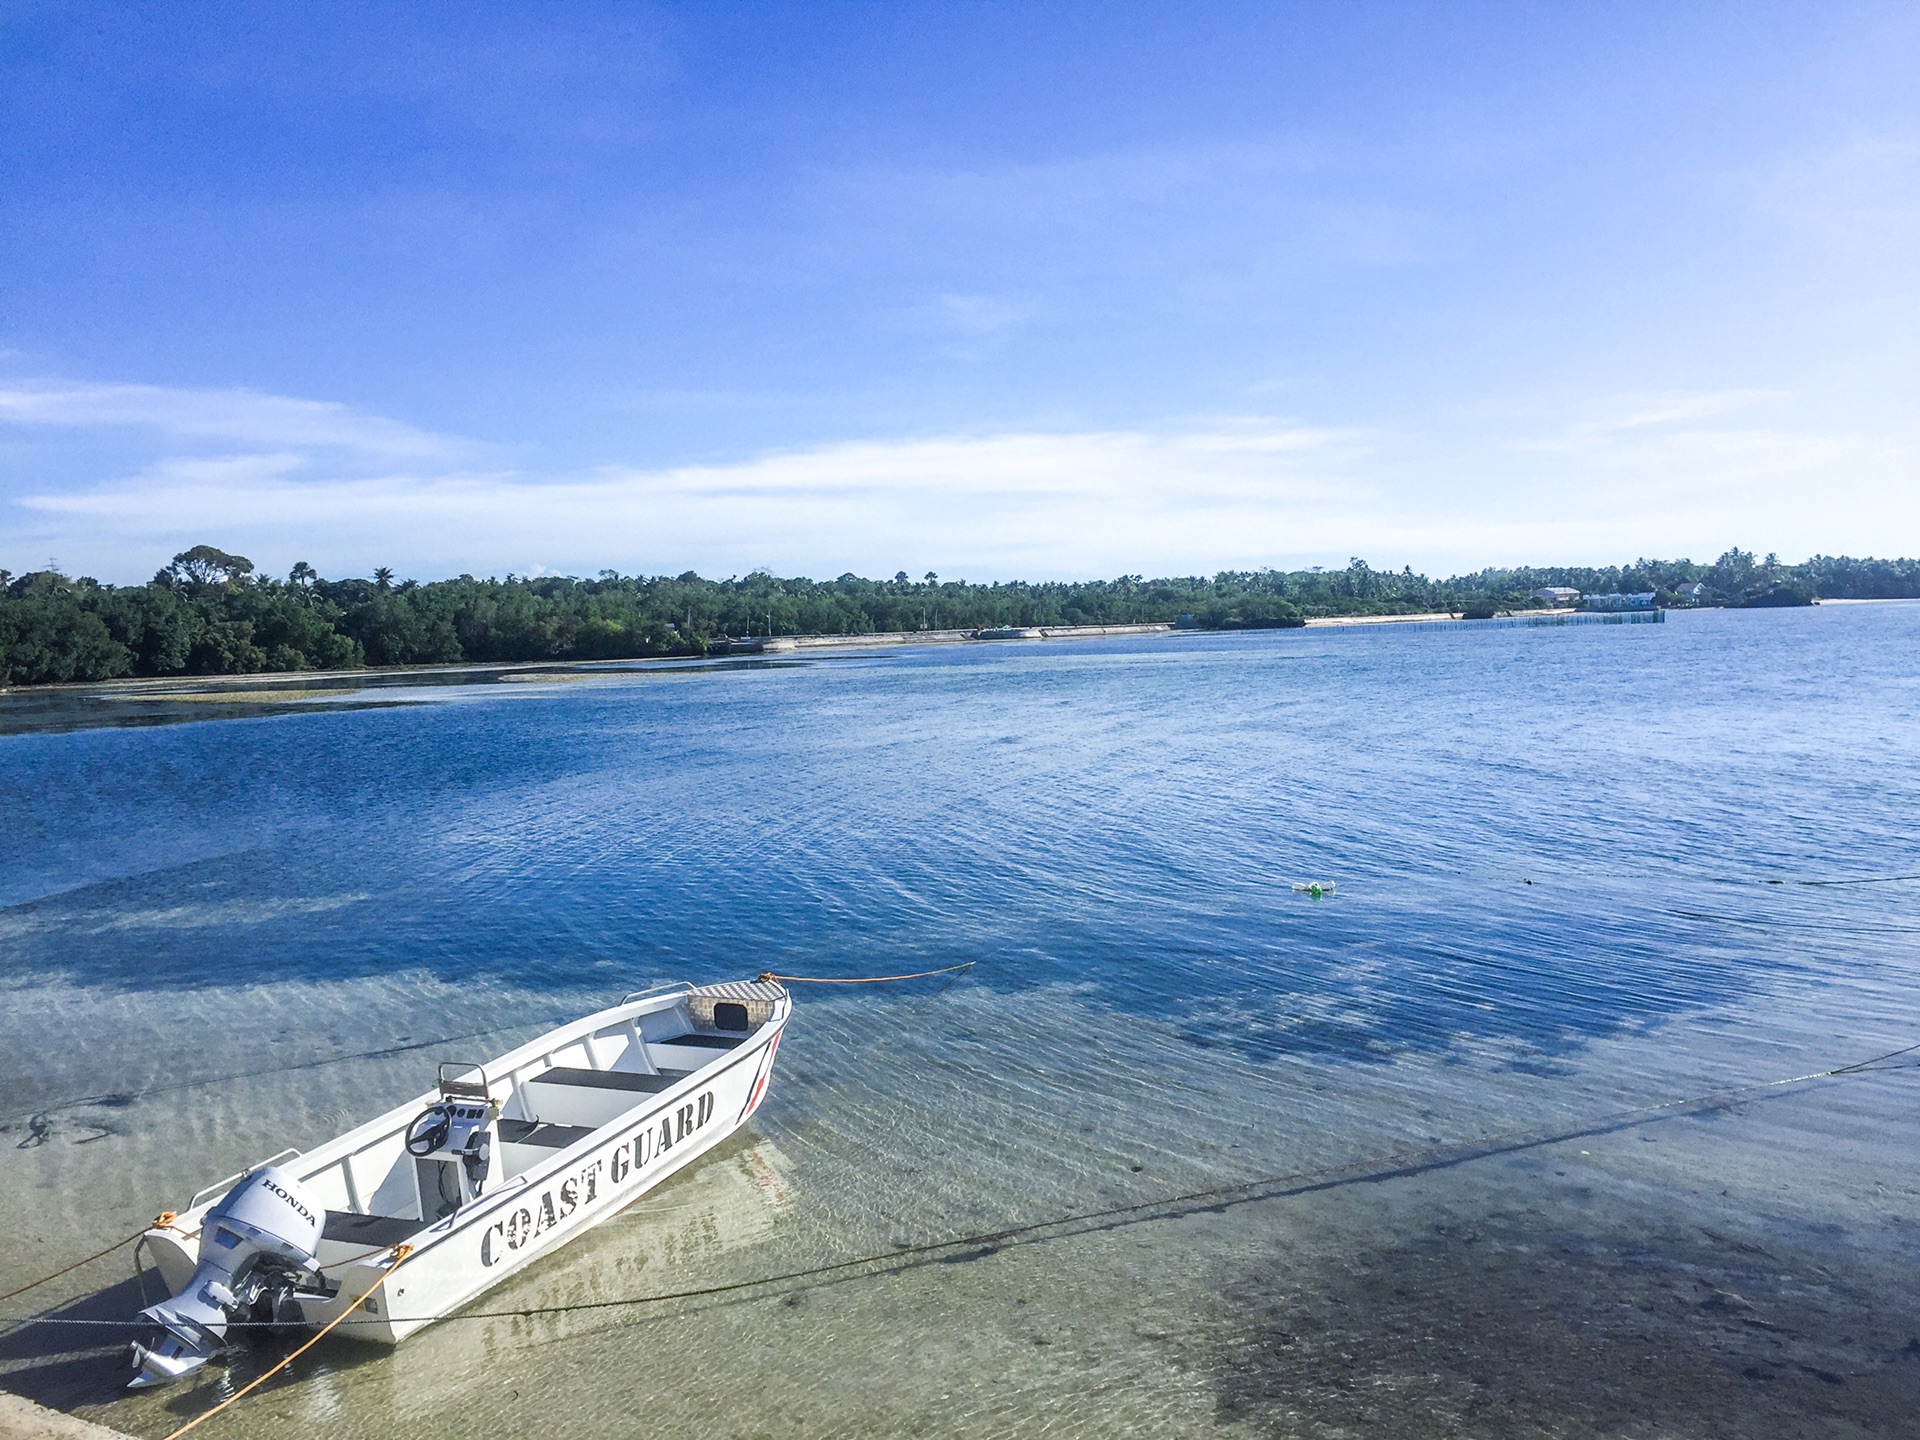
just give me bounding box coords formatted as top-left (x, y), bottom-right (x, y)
top-left (3, 606), bottom-right (1919, 1438)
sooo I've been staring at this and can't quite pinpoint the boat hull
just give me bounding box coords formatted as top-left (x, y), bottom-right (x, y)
top-left (324, 1021), bottom-right (783, 1344)
top-left (137, 987), bottom-right (788, 1353)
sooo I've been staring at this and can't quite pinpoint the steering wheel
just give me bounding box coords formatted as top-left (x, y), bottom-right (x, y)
top-left (405, 1105), bottom-right (452, 1156)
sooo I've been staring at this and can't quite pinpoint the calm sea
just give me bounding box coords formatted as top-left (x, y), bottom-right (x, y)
top-left (3, 604), bottom-right (1918, 1438)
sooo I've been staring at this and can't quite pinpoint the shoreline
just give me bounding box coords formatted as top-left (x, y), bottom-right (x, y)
top-left (13, 601), bottom-right (1878, 703)
top-left (0, 625), bottom-right (1183, 701)
top-left (0, 615), bottom-right (1515, 704)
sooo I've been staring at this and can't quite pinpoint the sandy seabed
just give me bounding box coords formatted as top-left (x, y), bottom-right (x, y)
top-left (2, 971), bottom-right (1917, 1440)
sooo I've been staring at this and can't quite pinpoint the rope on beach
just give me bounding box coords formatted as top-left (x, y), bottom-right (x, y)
top-left (757, 962), bottom-right (975, 984)
top-left (0, 1212), bottom-right (176, 1306)
top-left (8, 1036), bottom-right (1920, 1341)
top-left (159, 1243), bottom-right (412, 1440)
top-left (410, 1035), bottom-right (1920, 1323)
top-left (1790, 871), bottom-right (1920, 886)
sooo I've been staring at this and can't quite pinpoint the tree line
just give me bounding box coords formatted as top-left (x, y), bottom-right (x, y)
top-left (1, 544), bottom-right (1913, 687)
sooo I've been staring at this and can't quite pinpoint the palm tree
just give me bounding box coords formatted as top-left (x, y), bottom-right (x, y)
top-left (373, 567), bottom-right (394, 590)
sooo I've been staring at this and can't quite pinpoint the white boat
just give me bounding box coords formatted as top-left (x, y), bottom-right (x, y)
top-left (129, 978), bottom-right (790, 1387)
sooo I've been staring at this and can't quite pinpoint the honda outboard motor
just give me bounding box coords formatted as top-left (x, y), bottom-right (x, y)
top-left (129, 1165), bottom-right (325, 1389)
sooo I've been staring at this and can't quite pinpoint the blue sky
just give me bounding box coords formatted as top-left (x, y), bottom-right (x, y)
top-left (3, 1), bottom-right (1916, 582)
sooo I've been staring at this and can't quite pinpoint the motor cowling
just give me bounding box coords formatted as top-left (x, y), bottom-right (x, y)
top-left (129, 1165), bottom-right (325, 1389)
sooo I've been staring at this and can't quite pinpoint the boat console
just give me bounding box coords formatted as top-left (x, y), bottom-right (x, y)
top-left (405, 1064), bottom-right (499, 1216)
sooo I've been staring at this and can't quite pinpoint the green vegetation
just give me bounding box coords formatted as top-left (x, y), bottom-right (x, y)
top-left (1, 546), bottom-right (1913, 687)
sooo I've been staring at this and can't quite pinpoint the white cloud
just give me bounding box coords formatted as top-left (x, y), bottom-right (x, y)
top-left (1453, 385), bottom-right (1917, 566)
top-left (815, 136), bottom-right (1430, 297)
top-left (1752, 134), bottom-right (1920, 257)
top-left (881, 292), bottom-right (1035, 362)
top-left (1510, 389), bottom-right (1888, 493)
top-left (1559, 389), bottom-right (1785, 434)
top-left (19, 421), bottom-right (1377, 580)
top-left (0, 381), bottom-right (463, 459)
top-left (930, 293), bottom-right (1029, 337)
top-left (5, 374), bottom-right (1912, 583)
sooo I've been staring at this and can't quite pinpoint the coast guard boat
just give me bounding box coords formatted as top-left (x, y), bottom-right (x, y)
top-left (128, 979), bottom-right (789, 1388)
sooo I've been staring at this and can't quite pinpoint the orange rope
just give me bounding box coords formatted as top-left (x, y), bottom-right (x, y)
top-left (318, 1243), bottom-right (397, 1272)
top-left (161, 1243), bottom-right (412, 1440)
top-left (0, 1212), bottom-right (175, 1305)
top-left (757, 962), bottom-right (975, 984)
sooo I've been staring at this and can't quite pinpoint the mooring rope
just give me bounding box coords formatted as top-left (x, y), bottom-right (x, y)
top-left (157, 1244), bottom-right (412, 1440)
top-left (6, 972), bottom-right (968, 1128)
top-left (0, 975), bottom-right (971, 1308)
top-left (0, 973), bottom-right (972, 1318)
top-left (6, 1036), bottom-right (1917, 1340)
top-left (0, 1212), bottom-right (176, 1306)
top-left (412, 1035), bottom-right (1920, 1324)
top-left (1, 1014), bottom-right (579, 1126)
top-left (1789, 871), bottom-right (1920, 886)
top-left (758, 962), bottom-right (976, 984)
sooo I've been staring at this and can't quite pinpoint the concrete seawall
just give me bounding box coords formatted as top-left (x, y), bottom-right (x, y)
top-left (717, 623), bottom-right (1174, 653)
top-left (1301, 608), bottom-right (1580, 627)
top-left (0, 1393), bottom-right (136, 1440)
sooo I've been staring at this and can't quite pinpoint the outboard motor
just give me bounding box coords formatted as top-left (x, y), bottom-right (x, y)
top-left (129, 1165), bottom-right (325, 1389)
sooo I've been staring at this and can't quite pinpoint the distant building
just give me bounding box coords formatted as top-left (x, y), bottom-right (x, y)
top-left (1671, 581), bottom-right (1708, 603)
top-left (1531, 586), bottom-right (1580, 604)
top-left (1579, 591), bottom-right (1656, 611)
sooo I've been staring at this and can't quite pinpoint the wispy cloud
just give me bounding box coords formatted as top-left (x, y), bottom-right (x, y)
top-left (928, 293), bottom-right (1029, 337)
top-left (815, 136), bottom-right (1431, 302)
top-left (1487, 387), bottom-right (1908, 563)
top-left (882, 292), bottom-right (1035, 362)
top-left (0, 380), bottom-right (464, 459)
top-left (18, 418), bottom-right (1383, 579)
top-left (1511, 389), bottom-right (1883, 487)
top-left (6, 371), bottom-right (1910, 583)
top-left (1752, 134), bottom-right (1920, 257)
top-left (1560, 389), bottom-right (1785, 434)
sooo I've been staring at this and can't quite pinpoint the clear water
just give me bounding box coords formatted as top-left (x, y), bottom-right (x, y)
top-left (3, 605), bottom-right (1919, 1438)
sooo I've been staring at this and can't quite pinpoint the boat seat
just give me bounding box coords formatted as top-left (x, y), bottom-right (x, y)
top-left (656, 1033), bottom-right (744, 1050)
top-left (321, 1212), bottom-right (420, 1247)
top-left (531, 1066), bottom-right (689, 1093)
top-left (498, 1119), bottom-right (597, 1149)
